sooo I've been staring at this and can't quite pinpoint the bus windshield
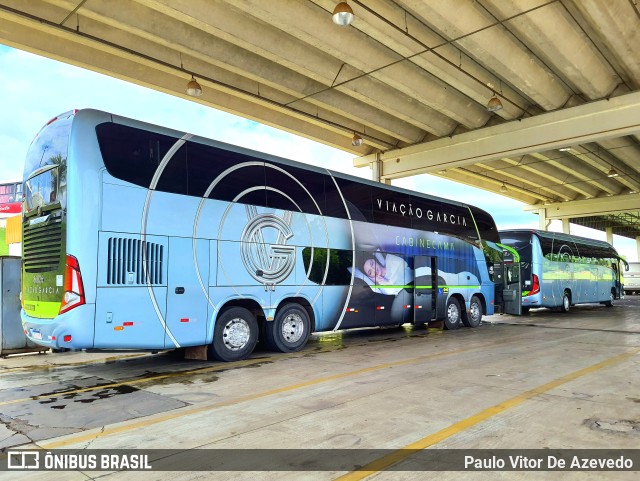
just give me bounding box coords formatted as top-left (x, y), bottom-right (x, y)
top-left (23, 112), bottom-right (73, 215)
top-left (25, 166), bottom-right (60, 212)
top-left (499, 232), bottom-right (532, 263)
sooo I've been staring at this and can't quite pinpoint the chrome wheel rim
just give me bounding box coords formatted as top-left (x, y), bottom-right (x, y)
top-left (447, 303), bottom-right (459, 324)
top-left (563, 295), bottom-right (570, 310)
top-left (281, 313), bottom-right (304, 344)
top-left (222, 318), bottom-right (251, 351)
top-left (470, 302), bottom-right (481, 323)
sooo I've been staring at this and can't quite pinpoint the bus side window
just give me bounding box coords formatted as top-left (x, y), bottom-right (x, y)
top-left (506, 264), bottom-right (519, 283)
top-left (301, 248), bottom-right (353, 286)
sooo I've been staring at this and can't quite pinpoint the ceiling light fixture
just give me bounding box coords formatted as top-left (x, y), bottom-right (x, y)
top-left (186, 75), bottom-right (203, 97)
top-left (607, 167), bottom-right (619, 178)
top-left (351, 132), bottom-right (363, 147)
top-left (332, 2), bottom-right (354, 26)
top-left (500, 183), bottom-right (507, 193)
top-left (486, 81), bottom-right (504, 112)
top-left (487, 95), bottom-right (503, 112)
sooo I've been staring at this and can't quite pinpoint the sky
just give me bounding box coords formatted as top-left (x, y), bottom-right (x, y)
top-left (0, 45), bottom-right (636, 261)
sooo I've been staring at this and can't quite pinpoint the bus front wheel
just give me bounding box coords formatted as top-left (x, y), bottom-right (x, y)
top-left (463, 295), bottom-right (483, 328)
top-left (209, 307), bottom-right (259, 362)
top-left (265, 303), bottom-right (311, 353)
top-left (444, 297), bottom-right (462, 330)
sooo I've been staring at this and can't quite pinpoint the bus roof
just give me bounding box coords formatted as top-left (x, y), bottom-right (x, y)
top-left (499, 229), bottom-right (625, 262)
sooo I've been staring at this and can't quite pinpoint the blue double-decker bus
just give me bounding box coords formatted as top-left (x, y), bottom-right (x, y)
top-left (21, 109), bottom-right (510, 361)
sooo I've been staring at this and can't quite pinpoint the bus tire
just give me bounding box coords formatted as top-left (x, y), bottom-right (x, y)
top-left (444, 297), bottom-right (462, 330)
top-left (209, 307), bottom-right (258, 362)
top-left (265, 303), bottom-right (310, 353)
top-left (560, 291), bottom-right (571, 313)
top-left (463, 295), bottom-right (483, 328)
top-left (603, 291), bottom-right (614, 307)
top-left (521, 307), bottom-right (530, 315)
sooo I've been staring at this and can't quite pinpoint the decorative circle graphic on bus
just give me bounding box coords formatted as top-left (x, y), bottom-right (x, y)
top-left (557, 243), bottom-right (574, 263)
top-left (241, 211), bottom-right (295, 285)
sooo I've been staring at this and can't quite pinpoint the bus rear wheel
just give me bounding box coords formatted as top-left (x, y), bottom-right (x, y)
top-left (560, 291), bottom-right (571, 313)
top-left (209, 307), bottom-right (258, 362)
top-left (463, 295), bottom-right (483, 328)
top-left (265, 303), bottom-right (311, 353)
top-left (602, 291), bottom-right (615, 307)
top-left (444, 297), bottom-right (462, 330)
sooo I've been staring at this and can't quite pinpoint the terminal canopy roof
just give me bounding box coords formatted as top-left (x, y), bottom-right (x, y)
top-left (0, 1), bottom-right (639, 237)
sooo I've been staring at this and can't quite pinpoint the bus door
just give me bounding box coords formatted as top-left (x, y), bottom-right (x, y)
top-left (613, 261), bottom-right (622, 299)
top-left (413, 256), bottom-right (438, 325)
top-left (165, 237), bottom-right (209, 348)
top-left (499, 246), bottom-right (521, 315)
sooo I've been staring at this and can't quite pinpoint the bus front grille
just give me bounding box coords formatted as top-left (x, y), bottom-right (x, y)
top-left (23, 220), bottom-right (63, 273)
top-left (107, 237), bottom-right (164, 285)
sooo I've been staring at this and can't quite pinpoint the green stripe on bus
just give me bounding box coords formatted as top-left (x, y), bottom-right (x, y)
top-left (543, 273), bottom-right (613, 281)
top-left (371, 285), bottom-right (481, 289)
top-left (497, 242), bottom-right (520, 262)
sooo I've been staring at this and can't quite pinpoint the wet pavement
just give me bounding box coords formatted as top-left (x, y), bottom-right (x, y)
top-left (0, 296), bottom-right (638, 480)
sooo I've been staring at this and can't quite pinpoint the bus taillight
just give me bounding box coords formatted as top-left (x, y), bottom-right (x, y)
top-left (59, 255), bottom-right (86, 314)
top-left (530, 274), bottom-right (540, 296)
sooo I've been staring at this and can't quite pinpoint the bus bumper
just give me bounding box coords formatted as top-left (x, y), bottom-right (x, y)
top-left (21, 304), bottom-right (96, 350)
top-left (522, 292), bottom-right (542, 307)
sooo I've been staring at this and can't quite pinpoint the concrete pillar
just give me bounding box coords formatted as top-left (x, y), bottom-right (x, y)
top-left (538, 208), bottom-right (551, 231)
top-left (371, 153), bottom-right (381, 183)
top-left (371, 153), bottom-right (392, 185)
top-left (637, 236), bottom-right (640, 262)
top-left (562, 218), bottom-right (570, 234)
top-left (606, 227), bottom-right (613, 246)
